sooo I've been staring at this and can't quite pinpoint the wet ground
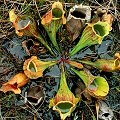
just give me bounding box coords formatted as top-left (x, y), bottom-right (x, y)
top-left (0, 0), bottom-right (120, 120)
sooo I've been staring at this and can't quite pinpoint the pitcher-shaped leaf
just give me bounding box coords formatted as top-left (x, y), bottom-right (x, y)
top-left (49, 66), bottom-right (80, 120)
top-left (77, 58), bottom-right (120, 72)
top-left (41, 2), bottom-right (66, 53)
top-left (66, 4), bottom-right (91, 40)
top-left (71, 68), bottom-right (109, 98)
top-left (65, 60), bottom-right (83, 69)
top-left (0, 73), bottom-right (30, 94)
top-left (75, 81), bottom-right (92, 104)
top-left (23, 56), bottom-right (58, 79)
top-left (9, 9), bottom-right (55, 56)
top-left (70, 21), bottom-right (110, 56)
top-left (26, 85), bottom-right (45, 105)
top-left (92, 8), bottom-right (114, 30)
top-left (98, 101), bottom-right (114, 120)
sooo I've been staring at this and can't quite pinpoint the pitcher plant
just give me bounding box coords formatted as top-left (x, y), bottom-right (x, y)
top-left (66, 4), bottom-right (91, 40)
top-left (41, 1), bottom-right (66, 53)
top-left (49, 66), bottom-right (80, 120)
top-left (70, 21), bottom-right (111, 56)
top-left (23, 56), bottom-right (58, 79)
top-left (0, 73), bottom-right (30, 94)
top-left (76, 57), bottom-right (120, 72)
top-left (71, 68), bottom-right (109, 98)
top-left (9, 9), bottom-right (55, 56)
top-left (26, 85), bottom-right (45, 105)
